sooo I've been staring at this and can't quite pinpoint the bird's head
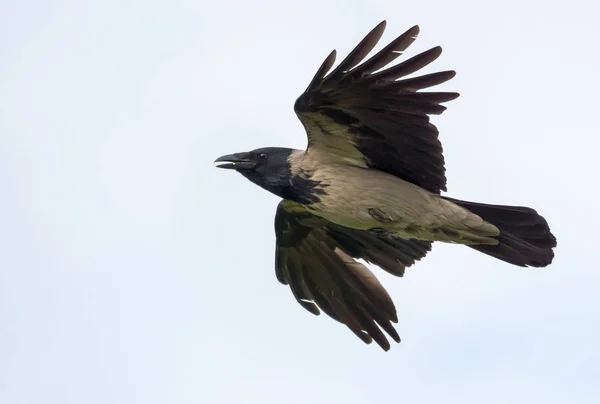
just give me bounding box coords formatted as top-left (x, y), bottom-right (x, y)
top-left (214, 147), bottom-right (297, 198)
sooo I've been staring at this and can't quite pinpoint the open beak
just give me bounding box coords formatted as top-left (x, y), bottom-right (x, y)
top-left (214, 153), bottom-right (255, 170)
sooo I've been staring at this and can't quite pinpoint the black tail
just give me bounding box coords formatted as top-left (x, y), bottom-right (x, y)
top-left (442, 197), bottom-right (557, 267)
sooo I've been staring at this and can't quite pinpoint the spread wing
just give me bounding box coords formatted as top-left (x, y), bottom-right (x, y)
top-left (294, 21), bottom-right (458, 194)
top-left (274, 200), bottom-right (431, 351)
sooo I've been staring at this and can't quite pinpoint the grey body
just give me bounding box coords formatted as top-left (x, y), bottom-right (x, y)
top-left (291, 150), bottom-right (499, 243)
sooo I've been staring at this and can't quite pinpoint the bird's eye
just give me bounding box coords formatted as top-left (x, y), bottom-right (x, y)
top-left (258, 153), bottom-right (268, 161)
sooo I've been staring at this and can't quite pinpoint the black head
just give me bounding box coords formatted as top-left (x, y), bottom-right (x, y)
top-left (215, 147), bottom-right (297, 198)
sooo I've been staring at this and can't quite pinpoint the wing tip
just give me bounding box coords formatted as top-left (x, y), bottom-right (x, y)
top-left (431, 45), bottom-right (443, 57)
top-left (303, 49), bottom-right (337, 93)
top-left (408, 24), bottom-right (420, 38)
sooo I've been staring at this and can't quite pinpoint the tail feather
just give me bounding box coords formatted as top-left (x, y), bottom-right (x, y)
top-left (442, 197), bottom-right (557, 267)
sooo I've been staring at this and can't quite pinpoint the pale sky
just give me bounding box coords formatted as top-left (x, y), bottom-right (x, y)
top-left (1, 1), bottom-right (599, 403)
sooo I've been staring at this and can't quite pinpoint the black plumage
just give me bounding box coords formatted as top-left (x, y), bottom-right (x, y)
top-left (214, 21), bottom-right (557, 351)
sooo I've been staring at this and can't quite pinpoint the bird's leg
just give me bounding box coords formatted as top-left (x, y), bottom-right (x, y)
top-left (368, 207), bottom-right (393, 222)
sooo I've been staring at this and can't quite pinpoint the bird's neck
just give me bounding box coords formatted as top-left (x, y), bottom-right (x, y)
top-left (252, 179), bottom-right (315, 205)
top-left (248, 172), bottom-right (324, 206)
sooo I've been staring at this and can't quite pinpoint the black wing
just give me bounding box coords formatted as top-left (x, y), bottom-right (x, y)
top-left (274, 200), bottom-right (431, 351)
top-left (294, 21), bottom-right (458, 194)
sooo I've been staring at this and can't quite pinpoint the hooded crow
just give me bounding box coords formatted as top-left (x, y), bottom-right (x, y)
top-left (215, 21), bottom-right (557, 351)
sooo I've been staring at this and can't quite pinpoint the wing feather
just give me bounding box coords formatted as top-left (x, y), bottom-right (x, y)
top-left (342, 25), bottom-right (420, 82)
top-left (274, 200), bottom-right (431, 350)
top-left (304, 50), bottom-right (337, 93)
top-left (387, 70), bottom-right (456, 91)
top-left (364, 46), bottom-right (443, 84)
top-left (323, 20), bottom-right (387, 84)
top-left (295, 22), bottom-right (457, 193)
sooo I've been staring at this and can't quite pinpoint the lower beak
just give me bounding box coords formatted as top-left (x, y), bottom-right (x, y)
top-left (214, 154), bottom-right (254, 170)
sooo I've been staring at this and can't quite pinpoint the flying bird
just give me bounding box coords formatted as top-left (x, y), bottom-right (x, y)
top-left (214, 21), bottom-right (557, 351)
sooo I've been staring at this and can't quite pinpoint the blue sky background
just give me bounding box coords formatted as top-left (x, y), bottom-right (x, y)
top-left (1, 1), bottom-right (599, 403)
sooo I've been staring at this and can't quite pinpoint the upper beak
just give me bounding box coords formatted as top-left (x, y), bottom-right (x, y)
top-left (214, 153), bottom-right (254, 170)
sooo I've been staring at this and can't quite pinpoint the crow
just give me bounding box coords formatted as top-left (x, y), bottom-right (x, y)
top-left (214, 21), bottom-right (557, 351)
